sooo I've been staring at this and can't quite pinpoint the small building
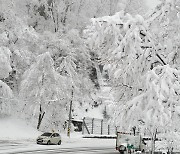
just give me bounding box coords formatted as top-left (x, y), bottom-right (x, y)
top-left (71, 118), bottom-right (83, 132)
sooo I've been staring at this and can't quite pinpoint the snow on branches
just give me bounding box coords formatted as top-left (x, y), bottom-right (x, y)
top-left (85, 1), bottom-right (180, 146)
top-left (85, 11), bottom-right (156, 102)
top-left (19, 52), bottom-right (58, 103)
top-left (0, 47), bottom-right (12, 79)
top-left (0, 80), bottom-right (13, 116)
top-left (19, 52), bottom-right (68, 130)
top-left (113, 65), bottom-right (180, 134)
top-left (0, 46), bottom-right (13, 116)
top-left (146, 0), bottom-right (180, 69)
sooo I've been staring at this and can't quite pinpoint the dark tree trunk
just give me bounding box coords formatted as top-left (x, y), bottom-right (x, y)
top-left (37, 104), bottom-right (45, 130)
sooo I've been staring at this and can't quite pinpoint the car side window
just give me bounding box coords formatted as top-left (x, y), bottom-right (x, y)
top-left (55, 133), bottom-right (60, 137)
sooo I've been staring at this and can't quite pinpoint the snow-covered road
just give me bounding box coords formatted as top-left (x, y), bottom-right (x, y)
top-left (0, 136), bottom-right (117, 154)
top-left (0, 118), bottom-right (118, 153)
top-left (4, 147), bottom-right (118, 154)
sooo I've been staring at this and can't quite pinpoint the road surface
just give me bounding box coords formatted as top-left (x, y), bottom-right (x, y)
top-left (0, 139), bottom-right (119, 154)
top-left (6, 147), bottom-right (119, 154)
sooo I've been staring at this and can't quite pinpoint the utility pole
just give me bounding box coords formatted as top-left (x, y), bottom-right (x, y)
top-left (67, 86), bottom-right (74, 137)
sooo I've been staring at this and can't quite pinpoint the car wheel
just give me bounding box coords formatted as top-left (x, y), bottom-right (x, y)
top-left (47, 140), bottom-right (51, 145)
top-left (119, 151), bottom-right (124, 154)
top-left (58, 140), bottom-right (61, 145)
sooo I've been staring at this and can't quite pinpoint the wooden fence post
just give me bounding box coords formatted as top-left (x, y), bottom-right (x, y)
top-left (108, 125), bottom-right (110, 135)
top-left (101, 119), bottom-right (103, 135)
top-left (83, 117), bottom-right (90, 134)
top-left (115, 126), bottom-right (117, 134)
top-left (92, 118), bottom-right (94, 134)
top-left (82, 117), bottom-right (85, 135)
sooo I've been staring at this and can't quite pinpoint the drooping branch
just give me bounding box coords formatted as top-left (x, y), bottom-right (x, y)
top-left (156, 53), bottom-right (166, 65)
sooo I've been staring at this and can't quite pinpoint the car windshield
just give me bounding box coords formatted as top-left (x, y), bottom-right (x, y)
top-left (41, 133), bottom-right (52, 137)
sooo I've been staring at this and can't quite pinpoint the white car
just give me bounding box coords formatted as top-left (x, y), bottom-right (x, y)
top-left (36, 132), bottom-right (62, 145)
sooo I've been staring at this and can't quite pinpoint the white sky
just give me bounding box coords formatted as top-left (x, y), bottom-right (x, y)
top-left (145, 0), bottom-right (161, 9)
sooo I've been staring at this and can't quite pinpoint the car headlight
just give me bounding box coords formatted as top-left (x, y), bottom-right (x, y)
top-left (43, 138), bottom-right (49, 141)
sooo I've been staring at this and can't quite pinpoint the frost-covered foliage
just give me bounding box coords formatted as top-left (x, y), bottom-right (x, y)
top-left (0, 47), bottom-right (12, 79)
top-left (85, 11), bottom-right (156, 102)
top-left (19, 52), bottom-right (67, 130)
top-left (20, 52), bottom-right (58, 102)
top-left (0, 0), bottom-right (117, 130)
top-left (40, 29), bottom-right (96, 103)
top-left (146, 0), bottom-right (180, 68)
top-left (0, 0), bottom-right (97, 129)
top-left (0, 46), bottom-right (13, 116)
top-left (114, 65), bottom-right (180, 129)
top-left (85, 0), bottom-right (180, 151)
top-left (17, 0), bottom-right (122, 32)
top-left (0, 0), bottom-right (40, 92)
top-left (18, 29), bottom-right (95, 130)
top-left (0, 80), bottom-right (13, 116)
top-left (0, 70), bottom-right (13, 117)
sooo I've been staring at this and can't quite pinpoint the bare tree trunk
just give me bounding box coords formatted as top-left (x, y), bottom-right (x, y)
top-left (150, 129), bottom-right (157, 154)
top-left (50, 0), bottom-right (58, 32)
top-left (37, 104), bottom-right (45, 130)
top-left (61, 1), bottom-right (73, 27)
top-left (37, 72), bottom-right (46, 130)
top-left (67, 86), bottom-right (74, 137)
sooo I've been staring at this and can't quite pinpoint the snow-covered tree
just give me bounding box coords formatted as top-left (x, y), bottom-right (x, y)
top-left (19, 52), bottom-right (66, 130)
top-left (113, 65), bottom-right (180, 151)
top-left (46, 29), bottom-right (99, 116)
top-left (18, 28), bottom-right (96, 129)
top-left (85, 2), bottom-right (180, 151)
top-left (16, 0), bottom-right (122, 32)
top-left (0, 46), bottom-right (13, 116)
top-left (0, 0), bottom-right (41, 92)
top-left (85, 11), bottom-right (158, 102)
top-left (146, 0), bottom-right (180, 68)
top-left (0, 80), bottom-right (13, 117)
top-left (0, 47), bottom-right (12, 79)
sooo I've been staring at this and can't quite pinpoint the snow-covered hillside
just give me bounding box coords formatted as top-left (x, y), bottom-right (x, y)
top-left (0, 117), bottom-right (41, 140)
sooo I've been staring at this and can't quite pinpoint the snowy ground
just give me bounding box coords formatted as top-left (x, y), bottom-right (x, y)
top-left (0, 117), bottom-right (180, 154)
top-left (0, 117), bottom-right (41, 140)
top-left (0, 134), bottom-right (116, 154)
top-left (0, 117), bottom-right (116, 153)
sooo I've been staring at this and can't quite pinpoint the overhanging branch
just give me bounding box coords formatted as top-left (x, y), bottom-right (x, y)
top-left (156, 53), bottom-right (166, 65)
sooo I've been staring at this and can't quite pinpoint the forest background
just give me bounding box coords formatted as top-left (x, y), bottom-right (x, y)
top-left (0, 0), bottom-right (180, 150)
